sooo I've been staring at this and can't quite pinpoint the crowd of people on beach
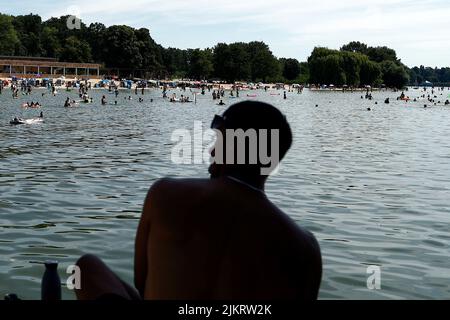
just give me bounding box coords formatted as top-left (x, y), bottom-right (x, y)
top-left (4, 77), bottom-right (450, 126)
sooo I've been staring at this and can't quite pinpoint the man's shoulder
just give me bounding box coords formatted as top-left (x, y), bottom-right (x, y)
top-left (146, 177), bottom-right (214, 205)
top-left (149, 177), bottom-right (212, 194)
top-left (269, 208), bottom-right (322, 262)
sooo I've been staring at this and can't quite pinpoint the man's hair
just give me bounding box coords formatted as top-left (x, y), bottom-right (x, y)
top-left (221, 100), bottom-right (293, 163)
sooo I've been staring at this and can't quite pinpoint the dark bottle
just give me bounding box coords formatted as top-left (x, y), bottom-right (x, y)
top-left (41, 260), bottom-right (61, 301)
top-left (4, 293), bottom-right (20, 301)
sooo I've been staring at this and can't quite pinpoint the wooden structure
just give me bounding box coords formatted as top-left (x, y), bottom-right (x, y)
top-left (0, 56), bottom-right (101, 78)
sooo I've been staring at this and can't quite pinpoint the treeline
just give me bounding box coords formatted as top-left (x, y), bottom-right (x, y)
top-left (409, 66), bottom-right (450, 86)
top-left (0, 13), bottom-right (166, 77)
top-left (163, 44), bottom-right (310, 83)
top-left (0, 13), bottom-right (305, 83)
top-left (308, 41), bottom-right (411, 88)
top-left (0, 14), bottom-right (447, 87)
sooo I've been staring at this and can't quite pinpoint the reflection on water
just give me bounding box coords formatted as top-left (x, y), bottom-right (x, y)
top-left (1, 87), bottom-right (450, 299)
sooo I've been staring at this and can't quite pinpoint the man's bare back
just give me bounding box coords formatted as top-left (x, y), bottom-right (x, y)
top-left (76, 101), bottom-right (322, 301)
top-left (134, 177), bottom-right (322, 300)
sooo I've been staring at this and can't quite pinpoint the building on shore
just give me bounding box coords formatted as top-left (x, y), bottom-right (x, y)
top-left (0, 56), bottom-right (101, 79)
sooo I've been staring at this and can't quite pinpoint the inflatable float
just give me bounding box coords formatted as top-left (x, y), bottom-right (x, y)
top-left (170, 100), bottom-right (192, 103)
top-left (65, 103), bottom-right (79, 107)
top-left (22, 103), bottom-right (42, 108)
top-left (10, 117), bottom-right (43, 125)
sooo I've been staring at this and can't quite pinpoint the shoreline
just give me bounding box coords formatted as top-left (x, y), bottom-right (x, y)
top-left (1, 76), bottom-right (430, 92)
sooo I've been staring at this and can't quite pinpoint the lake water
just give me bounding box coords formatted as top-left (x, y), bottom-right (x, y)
top-left (0, 86), bottom-right (449, 300)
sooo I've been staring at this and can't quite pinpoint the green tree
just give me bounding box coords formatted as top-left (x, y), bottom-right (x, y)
top-left (12, 14), bottom-right (43, 56)
top-left (102, 25), bottom-right (142, 69)
top-left (43, 15), bottom-right (86, 46)
top-left (341, 51), bottom-right (363, 86)
top-left (41, 26), bottom-right (61, 58)
top-left (228, 43), bottom-right (251, 82)
top-left (341, 41), bottom-right (368, 54)
top-left (380, 60), bottom-right (409, 88)
top-left (162, 47), bottom-right (189, 78)
top-left (323, 54), bottom-right (346, 85)
top-left (247, 41), bottom-right (279, 82)
top-left (60, 36), bottom-right (92, 62)
top-left (213, 42), bottom-right (251, 83)
top-left (0, 14), bottom-right (20, 55)
top-left (360, 58), bottom-right (382, 86)
top-left (308, 47), bottom-right (346, 85)
top-left (298, 62), bottom-right (310, 84)
top-left (281, 58), bottom-right (301, 81)
top-left (85, 22), bottom-right (106, 63)
top-left (187, 49), bottom-right (213, 80)
top-left (366, 46), bottom-right (398, 63)
top-left (135, 28), bottom-right (164, 77)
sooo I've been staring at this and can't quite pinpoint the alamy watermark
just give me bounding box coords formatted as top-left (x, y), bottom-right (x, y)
top-left (66, 265), bottom-right (81, 290)
top-left (366, 265), bottom-right (381, 290)
top-left (66, 5), bottom-right (82, 30)
top-left (170, 121), bottom-right (281, 175)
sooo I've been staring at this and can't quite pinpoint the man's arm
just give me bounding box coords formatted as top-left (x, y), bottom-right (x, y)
top-left (306, 234), bottom-right (322, 300)
top-left (134, 179), bottom-right (167, 297)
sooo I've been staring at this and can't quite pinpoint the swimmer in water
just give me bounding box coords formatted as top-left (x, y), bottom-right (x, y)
top-left (101, 95), bottom-right (107, 105)
top-left (64, 97), bottom-right (71, 107)
top-left (218, 100), bottom-right (226, 106)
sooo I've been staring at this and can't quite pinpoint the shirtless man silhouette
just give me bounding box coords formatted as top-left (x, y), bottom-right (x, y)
top-left (75, 100), bottom-right (322, 300)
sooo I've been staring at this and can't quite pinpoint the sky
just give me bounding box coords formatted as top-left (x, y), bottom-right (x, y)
top-left (2, 0), bottom-right (450, 67)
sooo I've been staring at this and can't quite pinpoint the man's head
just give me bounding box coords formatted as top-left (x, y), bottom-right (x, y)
top-left (209, 100), bottom-right (292, 181)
